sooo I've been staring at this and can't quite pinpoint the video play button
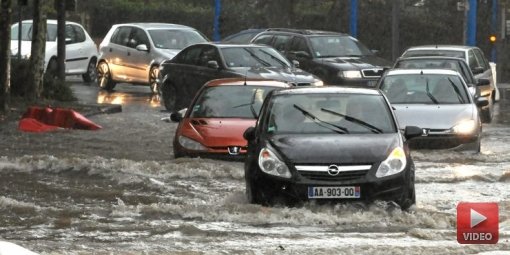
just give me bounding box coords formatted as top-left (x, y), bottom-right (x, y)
top-left (470, 208), bottom-right (487, 228)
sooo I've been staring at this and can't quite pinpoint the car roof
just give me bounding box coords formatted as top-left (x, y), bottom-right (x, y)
top-left (405, 45), bottom-right (476, 52)
top-left (261, 28), bottom-right (348, 36)
top-left (273, 86), bottom-right (381, 96)
top-left (193, 42), bottom-right (270, 49)
top-left (112, 22), bottom-right (196, 30)
top-left (204, 78), bottom-right (292, 88)
top-left (385, 69), bottom-right (461, 76)
top-left (396, 56), bottom-right (467, 62)
top-left (20, 19), bottom-right (80, 26)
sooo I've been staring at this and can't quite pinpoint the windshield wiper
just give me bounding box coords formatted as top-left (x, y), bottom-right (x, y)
top-left (425, 78), bottom-right (439, 104)
top-left (447, 77), bottom-right (466, 103)
top-left (232, 89), bottom-right (259, 118)
top-left (293, 104), bottom-right (349, 134)
top-left (244, 48), bottom-right (271, 67)
top-left (320, 108), bottom-right (382, 134)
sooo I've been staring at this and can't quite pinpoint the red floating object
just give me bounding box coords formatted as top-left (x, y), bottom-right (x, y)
top-left (19, 106), bottom-right (102, 132)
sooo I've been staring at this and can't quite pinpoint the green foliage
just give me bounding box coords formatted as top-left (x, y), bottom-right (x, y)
top-left (10, 58), bottom-right (31, 97)
top-left (41, 76), bottom-right (77, 102)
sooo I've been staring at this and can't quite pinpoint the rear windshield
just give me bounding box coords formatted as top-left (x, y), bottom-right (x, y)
top-left (402, 49), bottom-right (465, 59)
top-left (265, 93), bottom-right (396, 134)
top-left (394, 59), bottom-right (474, 84)
top-left (380, 74), bottom-right (470, 104)
top-left (190, 85), bottom-right (276, 118)
top-left (11, 23), bottom-right (58, 41)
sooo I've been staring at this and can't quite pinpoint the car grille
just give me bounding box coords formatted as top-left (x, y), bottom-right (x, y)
top-left (361, 69), bottom-right (384, 78)
top-left (295, 165), bottom-right (371, 181)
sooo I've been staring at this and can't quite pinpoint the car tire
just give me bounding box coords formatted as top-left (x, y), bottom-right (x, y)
top-left (46, 58), bottom-right (58, 78)
top-left (161, 82), bottom-right (177, 111)
top-left (97, 61), bottom-right (116, 91)
top-left (480, 95), bottom-right (493, 123)
top-left (397, 169), bottom-right (415, 211)
top-left (246, 179), bottom-right (268, 205)
top-left (82, 58), bottom-right (97, 83)
top-left (149, 65), bottom-right (159, 94)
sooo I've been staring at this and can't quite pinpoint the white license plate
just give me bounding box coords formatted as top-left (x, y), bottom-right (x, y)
top-left (308, 186), bottom-right (360, 199)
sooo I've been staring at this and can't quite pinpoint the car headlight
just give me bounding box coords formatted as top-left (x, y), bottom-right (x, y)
top-left (258, 147), bottom-right (291, 178)
top-left (452, 119), bottom-right (477, 135)
top-left (339, 70), bottom-right (362, 79)
top-left (178, 135), bottom-right (206, 151)
top-left (375, 147), bottom-right (406, 178)
top-left (312, 79), bottom-right (324, 86)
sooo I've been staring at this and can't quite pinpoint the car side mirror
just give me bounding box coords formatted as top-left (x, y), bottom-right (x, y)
top-left (207, 60), bottom-right (220, 69)
top-left (136, 44), bottom-right (149, 52)
top-left (243, 126), bottom-right (256, 141)
top-left (477, 78), bottom-right (490, 86)
top-left (295, 51), bottom-right (311, 59)
top-left (292, 60), bottom-right (300, 68)
top-left (170, 109), bottom-right (186, 122)
top-left (476, 97), bottom-right (489, 107)
top-left (472, 67), bottom-right (484, 75)
top-left (404, 126), bottom-right (422, 140)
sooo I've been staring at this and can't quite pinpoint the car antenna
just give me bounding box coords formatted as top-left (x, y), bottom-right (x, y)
top-left (420, 70), bottom-right (424, 75)
top-left (244, 70), bottom-right (248, 85)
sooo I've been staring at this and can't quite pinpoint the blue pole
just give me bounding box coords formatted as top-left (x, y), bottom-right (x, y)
top-left (213, 0), bottom-right (221, 42)
top-left (491, 0), bottom-right (498, 62)
top-left (466, 0), bottom-right (477, 46)
top-left (349, 0), bottom-right (358, 37)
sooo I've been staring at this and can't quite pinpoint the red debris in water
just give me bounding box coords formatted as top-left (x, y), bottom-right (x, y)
top-left (19, 106), bottom-right (102, 132)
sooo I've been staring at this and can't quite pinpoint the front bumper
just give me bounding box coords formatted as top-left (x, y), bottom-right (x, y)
top-left (408, 134), bottom-right (479, 150)
top-left (174, 142), bottom-right (247, 161)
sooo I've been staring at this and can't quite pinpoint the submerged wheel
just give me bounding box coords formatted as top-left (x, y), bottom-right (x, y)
top-left (246, 179), bottom-right (267, 205)
top-left (82, 58), bottom-right (97, 83)
top-left (397, 170), bottom-right (415, 211)
top-left (46, 58), bottom-right (58, 78)
top-left (161, 82), bottom-right (177, 111)
top-left (480, 95), bottom-right (493, 123)
top-left (149, 65), bottom-right (159, 94)
top-left (97, 62), bottom-right (116, 91)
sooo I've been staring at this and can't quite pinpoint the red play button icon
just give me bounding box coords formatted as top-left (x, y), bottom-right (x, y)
top-left (457, 202), bottom-right (499, 244)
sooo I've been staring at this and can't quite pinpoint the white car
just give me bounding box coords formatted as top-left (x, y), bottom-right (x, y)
top-left (10, 20), bottom-right (99, 83)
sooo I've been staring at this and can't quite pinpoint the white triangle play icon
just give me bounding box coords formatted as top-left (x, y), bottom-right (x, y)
top-left (470, 209), bottom-right (487, 228)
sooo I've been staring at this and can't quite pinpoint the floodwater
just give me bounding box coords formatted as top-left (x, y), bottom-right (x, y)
top-left (0, 83), bottom-right (509, 254)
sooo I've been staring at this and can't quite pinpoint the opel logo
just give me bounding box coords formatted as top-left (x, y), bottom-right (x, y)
top-left (327, 164), bottom-right (340, 176)
top-left (228, 146), bottom-right (241, 155)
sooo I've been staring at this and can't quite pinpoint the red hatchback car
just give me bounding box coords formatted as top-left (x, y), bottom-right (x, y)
top-left (171, 78), bottom-right (291, 160)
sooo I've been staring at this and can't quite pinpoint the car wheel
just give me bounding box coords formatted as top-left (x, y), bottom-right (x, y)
top-left (149, 65), bottom-right (159, 94)
top-left (161, 82), bottom-right (177, 111)
top-left (97, 62), bottom-right (116, 91)
top-left (46, 58), bottom-right (58, 78)
top-left (82, 58), bottom-right (97, 83)
top-left (397, 170), bottom-right (415, 211)
top-left (246, 179), bottom-right (267, 205)
top-left (480, 95), bottom-right (493, 123)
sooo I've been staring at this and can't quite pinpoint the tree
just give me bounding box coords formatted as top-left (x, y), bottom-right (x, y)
top-left (55, 0), bottom-right (65, 82)
top-left (26, 0), bottom-right (47, 101)
top-left (0, 0), bottom-right (12, 113)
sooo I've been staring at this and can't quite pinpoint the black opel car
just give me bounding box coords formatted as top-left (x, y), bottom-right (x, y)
top-left (243, 87), bottom-right (422, 209)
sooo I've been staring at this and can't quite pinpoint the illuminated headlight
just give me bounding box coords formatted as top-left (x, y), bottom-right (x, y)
top-left (178, 136), bottom-right (206, 151)
top-left (258, 147), bottom-right (291, 178)
top-left (375, 147), bottom-right (406, 178)
top-left (312, 79), bottom-right (324, 86)
top-left (452, 120), bottom-right (477, 135)
top-left (339, 70), bottom-right (362, 79)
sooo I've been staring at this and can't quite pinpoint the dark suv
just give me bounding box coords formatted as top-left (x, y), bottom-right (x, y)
top-left (250, 28), bottom-right (392, 86)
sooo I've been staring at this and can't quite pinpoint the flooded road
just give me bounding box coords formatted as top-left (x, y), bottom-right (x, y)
top-left (0, 82), bottom-right (509, 254)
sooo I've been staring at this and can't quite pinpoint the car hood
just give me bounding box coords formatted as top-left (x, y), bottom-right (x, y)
top-left (268, 134), bottom-right (400, 164)
top-left (236, 67), bottom-right (318, 84)
top-left (393, 104), bottom-right (476, 129)
top-left (181, 118), bottom-right (255, 147)
top-left (318, 55), bottom-right (392, 70)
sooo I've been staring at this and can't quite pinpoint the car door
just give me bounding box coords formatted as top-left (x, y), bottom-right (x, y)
top-left (194, 45), bottom-right (223, 89)
top-left (125, 27), bottom-right (152, 83)
top-left (470, 49), bottom-right (492, 98)
top-left (64, 24), bottom-right (81, 74)
top-left (167, 44), bottom-right (203, 93)
top-left (68, 24), bottom-right (91, 74)
top-left (105, 26), bottom-right (132, 81)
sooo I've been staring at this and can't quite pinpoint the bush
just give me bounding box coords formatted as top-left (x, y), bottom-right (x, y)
top-left (41, 76), bottom-right (77, 102)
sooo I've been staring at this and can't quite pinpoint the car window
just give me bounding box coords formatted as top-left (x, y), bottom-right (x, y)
top-left (148, 29), bottom-right (207, 49)
top-left (380, 74), bottom-right (469, 104)
top-left (309, 35), bottom-right (372, 58)
top-left (252, 34), bottom-right (273, 45)
top-left (127, 27), bottom-right (150, 48)
top-left (467, 50), bottom-right (478, 69)
top-left (197, 46), bottom-right (221, 67)
top-left (72, 25), bottom-right (86, 43)
top-left (65, 25), bottom-right (78, 44)
top-left (190, 86), bottom-right (274, 118)
top-left (403, 49), bottom-right (465, 59)
top-left (288, 36), bottom-right (310, 54)
top-left (472, 49), bottom-right (489, 70)
top-left (394, 59), bottom-right (474, 83)
top-left (175, 45), bottom-right (203, 65)
top-left (111, 26), bottom-right (132, 46)
top-left (11, 23), bottom-right (57, 41)
top-left (265, 93), bottom-right (396, 134)
top-left (272, 35), bottom-right (292, 52)
top-left (221, 46), bottom-right (291, 68)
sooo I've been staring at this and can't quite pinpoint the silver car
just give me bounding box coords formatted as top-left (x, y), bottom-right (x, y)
top-left (97, 23), bottom-right (208, 93)
top-left (377, 69), bottom-right (489, 152)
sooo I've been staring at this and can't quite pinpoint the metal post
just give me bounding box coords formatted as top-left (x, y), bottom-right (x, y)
top-left (349, 0), bottom-right (358, 37)
top-left (391, 0), bottom-right (400, 61)
top-left (213, 0), bottom-right (221, 42)
top-left (17, 0), bottom-right (22, 60)
top-left (466, 0), bottom-right (477, 46)
top-left (491, 0), bottom-right (498, 62)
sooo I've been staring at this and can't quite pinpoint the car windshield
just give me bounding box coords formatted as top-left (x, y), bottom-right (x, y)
top-left (380, 74), bottom-right (470, 104)
top-left (190, 85), bottom-right (275, 118)
top-left (395, 59), bottom-right (474, 83)
top-left (11, 23), bottom-right (57, 41)
top-left (148, 29), bottom-right (208, 49)
top-left (221, 47), bottom-right (291, 68)
top-left (265, 93), bottom-right (396, 134)
top-left (309, 35), bottom-right (373, 58)
top-left (402, 49), bottom-right (465, 59)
